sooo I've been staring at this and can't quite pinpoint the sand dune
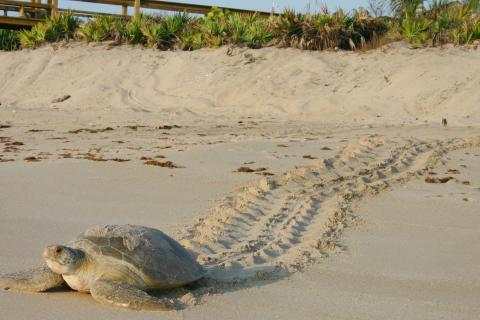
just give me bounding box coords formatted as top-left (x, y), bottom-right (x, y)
top-left (0, 43), bottom-right (479, 126)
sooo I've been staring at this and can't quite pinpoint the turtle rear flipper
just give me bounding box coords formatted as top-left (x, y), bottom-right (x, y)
top-left (0, 266), bottom-right (64, 292)
top-left (90, 280), bottom-right (176, 311)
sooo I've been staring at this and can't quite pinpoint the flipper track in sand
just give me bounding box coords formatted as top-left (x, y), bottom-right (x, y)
top-left (179, 135), bottom-right (480, 283)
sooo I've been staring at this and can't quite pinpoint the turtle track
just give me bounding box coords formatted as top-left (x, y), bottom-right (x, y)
top-left (179, 135), bottom-right (480, 282)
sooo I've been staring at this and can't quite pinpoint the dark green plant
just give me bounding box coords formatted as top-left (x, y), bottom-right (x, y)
top-left (201, 7), bottom-right (229, 46)
top-left (178, 20), bottom-right (205, 50)
top-left (79, 15), bottom-right (126, 42)
top-left (0, 29), bottom-right (20, 51)
top-left (228, 13), bottom-right (249, 43)
top-left (126, 14), bottom-right (147, 44)
top-left (19, 23), bottom-right (48, 48)
top-left (17, 12), bottom-right (79, 48)
top-left (45, 11), bottom-right (79, 41)
top-left (400, 15), bottom-right (431, 45)
top-left (227, 13), bottom-right (273, 47)
top-left (79, 19), bottom-right (108, 42)
top-left (164, 12), bottom-right (191, 35)
top-left (142, 22), bottom-right (169, 48)
top-left (141, 13), bottom-right (190, 49)
top-left (245, 18), bottom-right (273, 47)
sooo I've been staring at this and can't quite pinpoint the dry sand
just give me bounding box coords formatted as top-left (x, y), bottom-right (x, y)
top-left (0, 42), bottom-right (479, 319)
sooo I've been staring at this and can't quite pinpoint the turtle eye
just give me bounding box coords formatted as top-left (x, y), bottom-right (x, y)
top-left (55, 247), bottom-right (63, 254)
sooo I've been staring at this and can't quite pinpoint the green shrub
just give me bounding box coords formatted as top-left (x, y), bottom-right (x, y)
top-left (0, 29), bottom-right (20, 51)
top-left (45, 11), bottom-right (79, 41)
top-left (142, 22), bottom-right (169, 48)
top-left (126, 14), bottom-right (147, 44)
top-left (228, 13), bottom-right (249, 43)
top-left (400, 15), bottom-right (431, 45)
top-left (201, 7), bottom-right (229, 46)
top-left (451, 15), bottom-right (480, 44)
top-left (145, 13), bottom-right (191, 49)
top-left (79, 15), bottom-right (126, 42)
top-left (17, 12), bottom-right (79, 48)
top-left (245, 18), bottom-right (273, 47)
top-left (78, 20), bottom-right (108, 42)
top-left (164, 12), bottom-right (191, 35)
top-left (391, 0), bottom-right (480, 46)
top-left (19, 23), bottom-right (48, 48)
top-left (178, 20), bottom-right (205, 50)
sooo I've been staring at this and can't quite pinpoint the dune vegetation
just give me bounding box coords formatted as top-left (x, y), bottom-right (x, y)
top-left (0, 0), bottom-right (479, 51)
top-left (0, 29), bottom-right (20, 51)
top-left (396, 0), bottom-right (480, 46)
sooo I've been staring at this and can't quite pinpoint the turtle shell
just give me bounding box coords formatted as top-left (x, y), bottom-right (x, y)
top-left (73, 225), bottom-right (204, 287)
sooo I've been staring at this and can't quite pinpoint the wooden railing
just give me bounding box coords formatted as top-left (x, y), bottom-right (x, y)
top-left (0, 0), bottom-right (272, 28)
top-left (0, 0), bottom-right (55, 27)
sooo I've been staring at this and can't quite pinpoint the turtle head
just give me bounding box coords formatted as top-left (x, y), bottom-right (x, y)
top-left (43, 245), bottom-right (85, 275)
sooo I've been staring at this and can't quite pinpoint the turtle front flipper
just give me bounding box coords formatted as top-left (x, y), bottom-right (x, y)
top-left (90, 280), bottom-right (176, 311)
top-left (0, 265), bottom-right (64, 292)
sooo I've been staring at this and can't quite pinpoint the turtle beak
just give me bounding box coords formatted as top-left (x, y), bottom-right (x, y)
top-left (43, 245), bottom-right (75, 274)
top-left (43, 245), bottom-right (64, 261)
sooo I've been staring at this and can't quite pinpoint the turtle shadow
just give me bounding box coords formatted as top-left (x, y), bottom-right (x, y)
top-left (148, 275), bottom-right (281, 311)
top-left (44, 283), bottom-right (74, 293)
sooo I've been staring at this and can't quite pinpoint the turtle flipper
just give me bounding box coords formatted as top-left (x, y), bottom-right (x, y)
top-left (90, 280), bottom-right (175, 311)
top-left (0, 266), bottom-right (64, 292)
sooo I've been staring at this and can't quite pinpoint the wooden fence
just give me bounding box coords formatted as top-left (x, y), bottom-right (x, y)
top-left (0, 0), bottom-right (271, 28)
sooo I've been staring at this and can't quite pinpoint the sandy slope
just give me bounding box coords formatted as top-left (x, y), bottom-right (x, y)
top-left (0, 42), bottom-right (479, 126)
top-left (0, 44), bottom-right (479, 319)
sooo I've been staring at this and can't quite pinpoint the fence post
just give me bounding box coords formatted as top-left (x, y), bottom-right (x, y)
top-left (134, 0), bottom-right (140, 17)
top-left (51, 0), bottom-right (58, 18)
top-left (122, 4), bottom-right (128, 16)
top-left (33, 0), bottom-right (39, 19)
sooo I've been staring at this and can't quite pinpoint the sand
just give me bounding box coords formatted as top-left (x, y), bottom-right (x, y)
top-left (0, 42), bottom-right (479, 319)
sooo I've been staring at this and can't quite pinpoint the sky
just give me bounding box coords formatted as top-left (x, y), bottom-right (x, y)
top-left (59, 0), bottom-right (371, 16)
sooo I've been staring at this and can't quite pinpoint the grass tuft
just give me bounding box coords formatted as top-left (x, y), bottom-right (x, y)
top-left (0, 29), bottom-right (20, 51)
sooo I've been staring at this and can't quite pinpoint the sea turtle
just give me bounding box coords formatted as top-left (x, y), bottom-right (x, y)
top-left (0, 225), bottom-right (204, 311)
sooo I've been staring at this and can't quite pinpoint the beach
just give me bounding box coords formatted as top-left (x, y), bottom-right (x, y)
top-left (0, 43), bottom-right (479, 319)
